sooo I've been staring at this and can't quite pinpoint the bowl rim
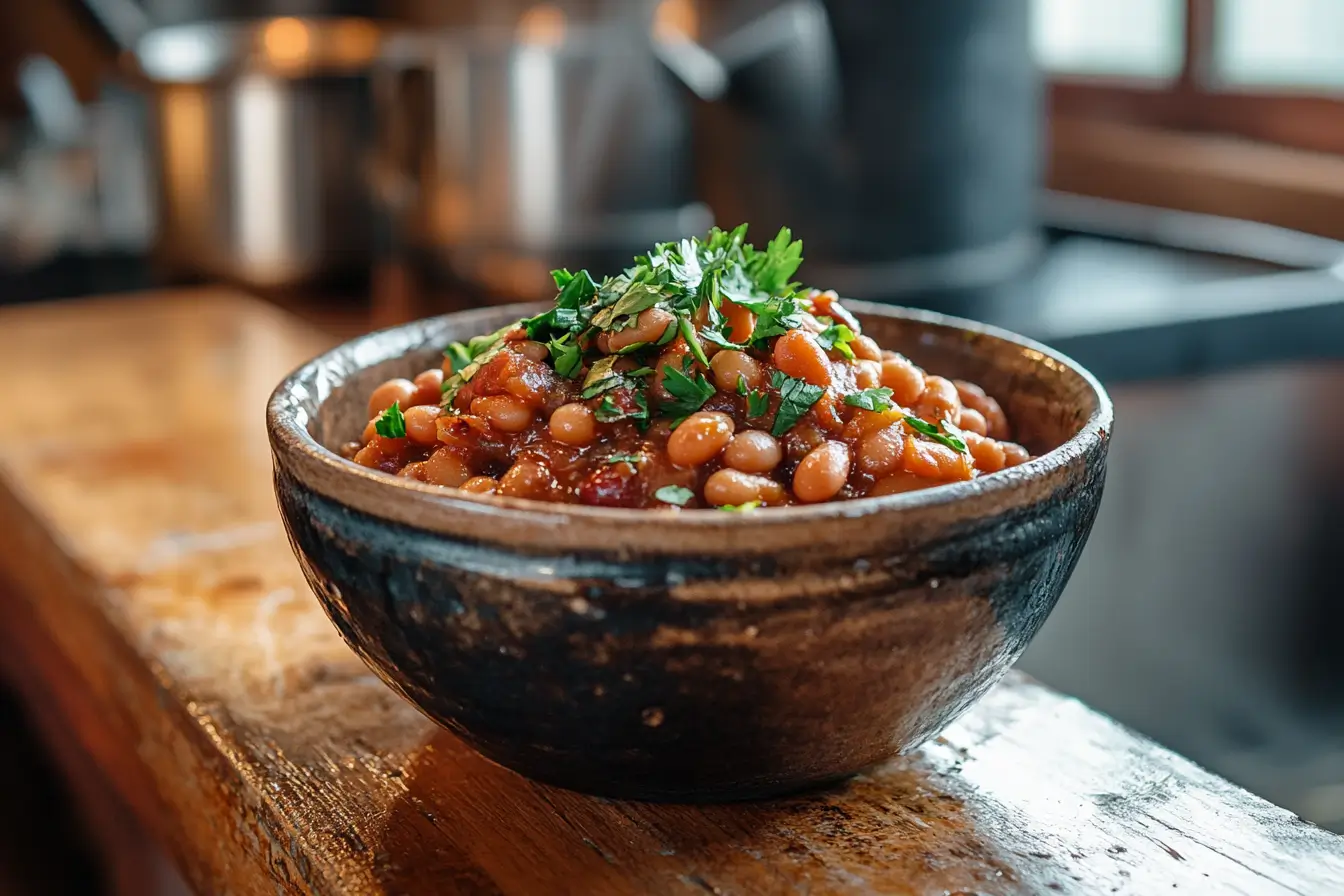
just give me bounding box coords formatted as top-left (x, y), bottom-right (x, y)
top-left (267, 301), bottom-right (1113, 556)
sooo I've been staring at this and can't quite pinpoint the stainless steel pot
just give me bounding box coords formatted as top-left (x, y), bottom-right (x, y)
top-left (133, 17), bottom-right (383, 289)
top-left (373, 10), bottom-right (712, 301)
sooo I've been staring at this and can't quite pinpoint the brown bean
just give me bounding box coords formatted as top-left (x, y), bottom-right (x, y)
top-left (880, 355), bottom-right (926, 406)
top-left (955, 380), bottom-right (1009, 439)
top-left (423, 448), bottom-right (472, 487)
top-left (606, 307), bottom-right (676, 353)
top-left (774, 329), bottom-right (832, 387)
top-left (902, 435), bottom-right (974, 481)
top-left (368, 378), bottom-right (416, 418)
top-left (854, 359), bottom-right (883, 390)
top-left (512, 340), bottom-right (549, 363)
top-left (403, 404), bottom-right (442, 445)
top-left (471, 395), bottom-right (534, 433)
top-left (667, 411), bottom-right (735, 468)
top-left (710, 350), bottom-right (764, 393)
top-left (868, 471), bottom-right (935, 497)
top-left (850, 335), bottom-right (882, 362)
top-left (965, 432), bottom-right (1006, 473)
top-left (703, 469), bottom-right (785, 507)
top-left (1002, 442), bottom-right (1030, 467)
top-left (856, 425), bottom-right (905, 477)
top-left (549, 402), bottom-right (597, 446)
top-left (722, 430), bottom-right (783, 474)
top-left (498, 460), bottom-right (555, 499)
top-left (409, 369), bottom-right (445, 406)
top-left (461, 476), bottom-right (498, 494)
top-left (361, 417), bottom-right (378, 443)
top-left (915, 375), bottom-right (962, 424)
top-left (793, 441), bottom-right (850, 503)
top-left (957, 407), bottom-right (988, 436)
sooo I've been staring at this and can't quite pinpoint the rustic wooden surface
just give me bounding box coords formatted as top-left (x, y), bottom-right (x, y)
top-left (1, 291), bottom-right (1343, 896)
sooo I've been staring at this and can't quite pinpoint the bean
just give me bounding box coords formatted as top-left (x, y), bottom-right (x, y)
top-left (842, 408), bottom-right (900, 441)
top-left (856, 425), bottom-right (905, 477)
top-left (549, 402), bottom-right (597, 446)
top-left (902, 435), bottom-right (974, 481)
top-left (368, 378), bottom-right (416, 418)
top-left (964, 432), bottom-right (1006, 473)
top-left (411, 369), bottom-right (445, 406)
top-left (361, 417), bottom-right (378, 443)
top-left (498, 460), bottom-right (555, 500)
top-left (704, 469), bottom-right (785, 507)
top-left (793, 441), bottom-right (850, 503)
top-left (723, 430), bottom-right (783, 474)
top-left (423, 448), bottom-right (472, 487)
top-left (722, 298), bottom-right (756, 343)
top-left (513, 340), bottom-right (549, 363)
top-left (880, 355), bottom-right (926, 406)
top-left (397, 462), bottom-right (426, 480)
top-left (403, 404), bottom-right (442, 445)
top-left (1002, 442), bottom-right (1030, 467)
top-left (606, 307), bottom-right (676, 353)
top-left (957, 407), bottom-right (988, 436)
top-left (667, 411), bottom-right (735, 468)
top-left (868, 471), bottom-right (934, 497)
top-left (471, 395), bottom-right (534, 433)
top-left (710, 350), bottom-right (764, 393)
top-left (461, 476), bottom-right (499, 494)
top-left (851, 335), bottom-right (882, 362)
top-left (798, 313), bottom-right (827, 334)
top-left (914, 375), bottom-right (961, 424)
top-left (783, 422), bottom-right (826, 461)
top-left (774, 329), bottom-right (832, 387)
top-left (956, 380), bottom-right (1009, 439)
top-left (651, 343), bottom-right (692, 403)
top-left (854, 359), bottom-right (883, 390)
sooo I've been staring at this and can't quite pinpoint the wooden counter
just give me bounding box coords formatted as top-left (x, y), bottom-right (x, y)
top-left (1, 291), bottom-right (1341, 895)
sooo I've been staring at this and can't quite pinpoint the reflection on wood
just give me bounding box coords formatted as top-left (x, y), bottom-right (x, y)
top-left (0, 291), bottom-right (1341, 894)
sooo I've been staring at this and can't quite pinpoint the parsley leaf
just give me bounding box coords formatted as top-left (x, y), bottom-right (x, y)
top-left (903, 415), bottom-right (969, 454)
top-left (607, 453), bottom-right (643, 464)
top-left (701, 327), bottom-right (742, 351)
top-left (374, 401), bottom-right (407, 439)
top-left (735, 377), bottom-right (749, 396)
top-left (815, 321), bottom-right (856, 360)
top-left (660, 363), bottom-right (716, 419)
top-left (770, 373), bottom-right (825, 436)
top-left (718, 500), bottom-right (761, 513)
top-left (595, 392), bottom-right (650, 424)
top-left (843, 387), bottom-right (894, 412)
top-left (548, 335), bottom-right (583, 379)
top-left (654, 485), bottom-right (695, 507)
top-left (746, 389), bottom-right (771, 418)
top-left (443, 343), bottom-right (472, 373)
top-left (678, 315), bottom-right (711, 369)
top-left (744, 294), bottom-right (805, 344)
top-left (748, 226), bottom-right (804, 296)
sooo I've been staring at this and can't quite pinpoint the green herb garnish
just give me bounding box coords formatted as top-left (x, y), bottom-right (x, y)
top-left (607, 453), bottom-right (644, 465)
top-left (374, 401), bottom-right (406, 439)
top-left (677, 315), bottom-right (711, 368)
top-left (718, 500), bottom-right (762, 513)
top-left (746, 389), bottom-right (771, 418)
top-left (660, 364), bottom-right (715, 419)
top-left (655, 485), bottom-right (694, 506)
top-left (815, 320), bottom-right (856, 360)
top-left (735, 377), bottom-right (749, 396)
top-left (843, 387), bottom-right (895, 412)
top-left (770, 372), bottom-right (825, 437)
top-left (903, 415), bottom-right (969, 454)
top-left (548, 335), bottom-right (583, 379)
top-left (594, 393), bottom-right (650, 425)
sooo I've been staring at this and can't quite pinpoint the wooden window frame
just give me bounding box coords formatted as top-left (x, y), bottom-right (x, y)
top-left (1048, 0), bottom-right (1344, 240)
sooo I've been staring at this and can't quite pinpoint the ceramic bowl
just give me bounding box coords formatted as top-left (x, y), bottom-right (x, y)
top-left (267, 301), bottom-right (1112, 802)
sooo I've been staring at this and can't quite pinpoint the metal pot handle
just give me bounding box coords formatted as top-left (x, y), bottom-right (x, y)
top-left (653, 0), bottom-right (838, 125)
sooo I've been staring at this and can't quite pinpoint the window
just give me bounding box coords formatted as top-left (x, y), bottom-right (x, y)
top-left (1034, 0), bottom-right (1184, 81)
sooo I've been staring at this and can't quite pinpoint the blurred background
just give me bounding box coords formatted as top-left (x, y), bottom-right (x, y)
top-left (0, 0), bottom-right (1342, 891)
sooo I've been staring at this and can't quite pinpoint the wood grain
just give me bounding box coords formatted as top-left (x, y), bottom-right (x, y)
top-left (0, 291), bottom-right (1342, 895)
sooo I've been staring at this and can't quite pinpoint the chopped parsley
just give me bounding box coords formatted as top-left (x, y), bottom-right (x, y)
top-left (770, 371), bottom-right (825, 437)
top-left (735, 377), bottom-right (749, 396)
top-left (903, 415), bottom-right (969, 454)
top-left (843, 387), bottom-right (895, 412)
top-left (547, 335), bottom-right (583, 379)
top-left (655, 485), bottom-right (694, 506)
top-left (746, 389), bottom-right (771, 419)
top-left (373, 401), bottom-right (406, 439)
top-left (815, 320), bottom-right (857, 360)
top-left (677, 315), bottom-right (711, 368)
top-left (595, 392), bottom-right (650, 424)
top-left (606, 453), bottom-right (644, 465)
top-left (660, 363), bottom-right (715, 420)
top-left (718, 500), bottom-right (762, 513)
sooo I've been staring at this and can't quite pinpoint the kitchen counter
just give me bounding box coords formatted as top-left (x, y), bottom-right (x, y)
top-left (1, 290), bottom-right (1342, 894)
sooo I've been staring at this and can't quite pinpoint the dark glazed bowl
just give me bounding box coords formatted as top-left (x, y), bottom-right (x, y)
top-left (267, 301), bottom-right (1112, 802)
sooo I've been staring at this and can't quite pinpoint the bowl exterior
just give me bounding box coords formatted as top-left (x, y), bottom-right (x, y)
top-left (272, 437), bottom-right (1106, 801)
